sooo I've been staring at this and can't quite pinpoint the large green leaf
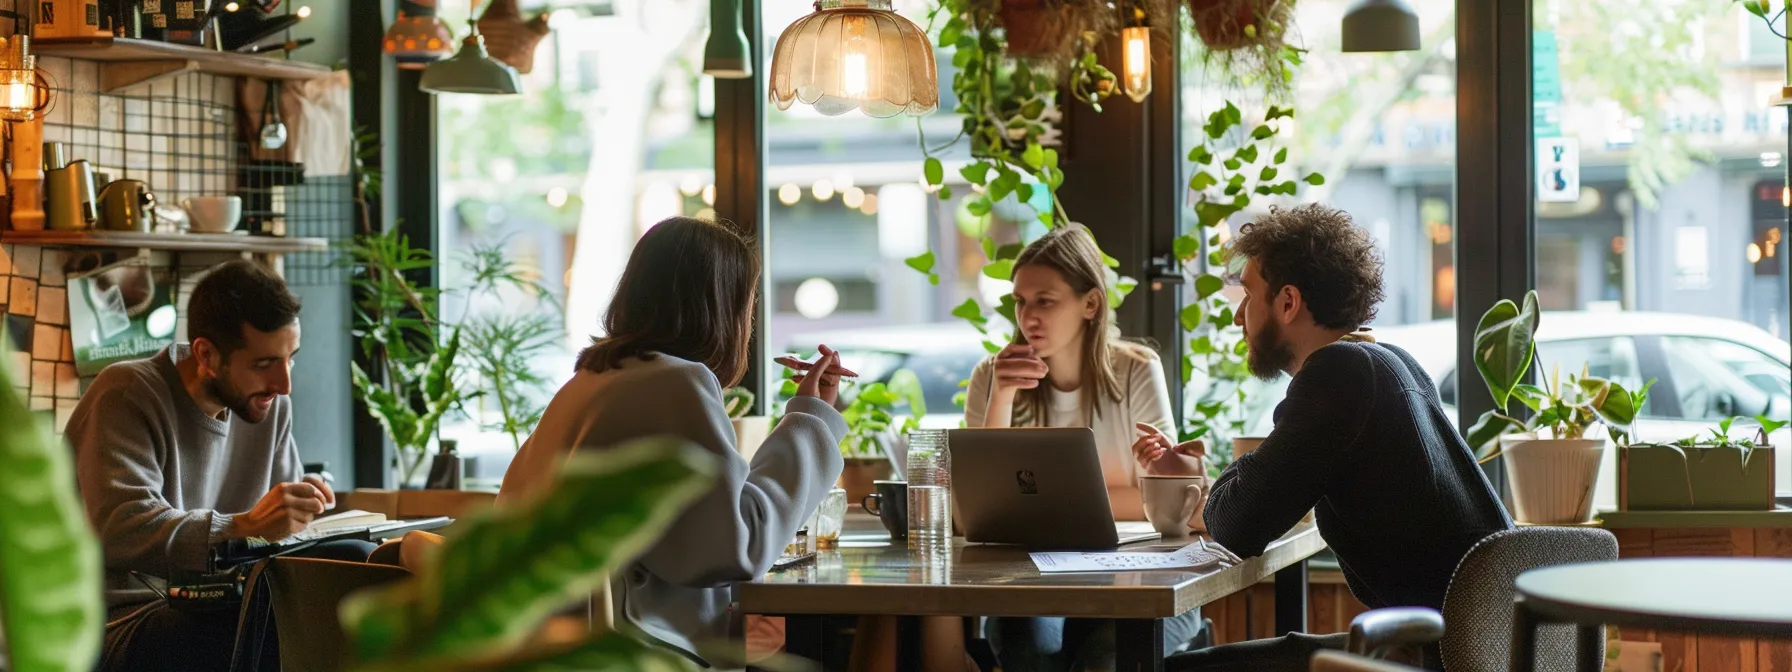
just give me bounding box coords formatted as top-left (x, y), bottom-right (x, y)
top-left (1472, 291), bottom-right (1540, 409)
top-left (342, 438), bottom-right (718, 664)
top-left (0, 339), bottom-right (105, 672)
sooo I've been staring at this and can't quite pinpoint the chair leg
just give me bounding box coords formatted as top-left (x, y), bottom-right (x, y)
top-left (1509, 598), bottom-right (1540, 672)
top-left (1576, 623), bottom-right (1603, 672)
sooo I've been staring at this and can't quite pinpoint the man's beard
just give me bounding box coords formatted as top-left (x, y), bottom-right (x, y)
top-left (205, 373), bottom-right (267, 423)
top-left (1246, 317), bottom-right (1295, 381)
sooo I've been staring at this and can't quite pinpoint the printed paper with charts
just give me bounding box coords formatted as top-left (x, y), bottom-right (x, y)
top-left (1030, 542), bottom-right (1236, 573)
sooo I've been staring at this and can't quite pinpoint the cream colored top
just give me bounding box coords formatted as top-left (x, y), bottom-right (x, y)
top-left (963, 345), bottom-right (1176, 519)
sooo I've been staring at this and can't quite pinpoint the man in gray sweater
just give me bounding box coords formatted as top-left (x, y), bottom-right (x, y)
top-left (71, 260), bottom-right (352, 672)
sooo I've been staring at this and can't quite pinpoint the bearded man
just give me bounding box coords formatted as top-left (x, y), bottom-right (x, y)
top-left (71, 259), bottom-right (363, 672)
top-left (1149, 204), bottom-right (1513, 672)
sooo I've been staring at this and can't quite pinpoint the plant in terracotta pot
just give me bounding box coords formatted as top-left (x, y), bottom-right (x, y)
top-left (1186, 0), bottom-right (1297, 94)
top-left (1465, 290), bottom-right (1647, 524)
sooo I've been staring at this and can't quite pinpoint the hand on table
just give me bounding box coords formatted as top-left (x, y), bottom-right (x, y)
top-left (1131, 422), bottom-right (1206, 477)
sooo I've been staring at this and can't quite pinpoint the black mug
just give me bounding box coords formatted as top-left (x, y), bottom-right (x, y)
top-left (861, 480), bottom-right (908, 540)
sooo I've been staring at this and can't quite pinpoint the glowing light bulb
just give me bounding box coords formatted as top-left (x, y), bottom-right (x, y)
top-left (1122, 26), bottom-right (1151, 103)
top-left (701, 184), bottom-right (717, 206)
top-left (843, 187), bottom-right (866, 209)
top-left (841, 16), bottom-right (870, 99)
top-left (297, 5), bottom-right (312, 18)
top-left (778, 184), bottom-right (801, 206)
top-left (812, 179), bottom-right (836, 201)
top-left (1748, 243), bottom-right (1764, 264)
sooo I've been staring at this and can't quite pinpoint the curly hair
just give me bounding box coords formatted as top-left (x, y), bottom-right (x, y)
top-left (1229, 204), bottom-right (1385, 331)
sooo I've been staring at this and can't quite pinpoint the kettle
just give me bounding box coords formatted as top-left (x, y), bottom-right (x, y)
top-left (45, 158), bottom-right (97, 232)
top-left (98, 180), bottom-right (157, 232)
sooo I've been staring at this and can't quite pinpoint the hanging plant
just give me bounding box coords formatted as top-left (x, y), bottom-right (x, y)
top-left (907, 0), bottom-right (1134, 360)
top-left (1187, 0), bottom-right (1299, 94)
top-left (1174, 43), bottom-right (1322, 475)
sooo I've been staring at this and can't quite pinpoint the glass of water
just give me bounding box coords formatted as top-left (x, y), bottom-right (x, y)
top-left (905, 429), bottom-right (952, 544)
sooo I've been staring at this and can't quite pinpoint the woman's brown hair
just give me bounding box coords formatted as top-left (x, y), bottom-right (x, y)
top-left (1008, 225), bottom-right (1132, 427)
top-left (576, 216), bottom-right (759, 387)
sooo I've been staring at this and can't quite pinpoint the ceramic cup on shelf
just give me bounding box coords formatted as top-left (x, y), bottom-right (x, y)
top-left (182, 195), bottom-right (242, 234)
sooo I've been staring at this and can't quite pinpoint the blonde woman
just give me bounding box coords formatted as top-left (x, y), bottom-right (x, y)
top-left (965, 225), bottom-right (1206, 672)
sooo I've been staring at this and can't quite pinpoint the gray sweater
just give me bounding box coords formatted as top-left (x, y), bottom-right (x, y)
top-left (68, 345), bottom-right (299, 613)
top-left (499, 353), bottom-right (846, 666)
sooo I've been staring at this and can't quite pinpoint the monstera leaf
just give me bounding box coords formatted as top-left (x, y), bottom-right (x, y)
top-left (1473, 290), bottom-right (1540, 410)
top-left (342, 437), bottom-right (718, 669)
top-left (0, 339), bottom-right (105, 672)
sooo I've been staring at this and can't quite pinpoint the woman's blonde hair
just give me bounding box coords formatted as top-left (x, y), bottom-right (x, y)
top-left (1007, 225), bottom-right (1137, 426)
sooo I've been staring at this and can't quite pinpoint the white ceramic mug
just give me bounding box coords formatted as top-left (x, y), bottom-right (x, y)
top-left (1140, 475), bottom-right (1206, 537)
top-left (182, 195), bottom-right (242, 233)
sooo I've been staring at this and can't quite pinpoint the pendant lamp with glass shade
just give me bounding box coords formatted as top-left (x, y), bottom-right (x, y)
top-left (421, 17), bottom-right (523, 95)
top-left (1340, 0), bottom-right (1421, 52)
top-left (769, 0), bottom-right (939, 117)
top-left (384, 0), bottom-right (457, 69)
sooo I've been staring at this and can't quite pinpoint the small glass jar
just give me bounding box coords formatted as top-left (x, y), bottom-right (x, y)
top-left (812, 487), bottom-right (848, 549)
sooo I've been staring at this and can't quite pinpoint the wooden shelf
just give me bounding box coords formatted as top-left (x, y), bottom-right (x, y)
top-left (2, 230), bottom-right (328, 254)
top-left (31, 37), bottom-right (332, 91)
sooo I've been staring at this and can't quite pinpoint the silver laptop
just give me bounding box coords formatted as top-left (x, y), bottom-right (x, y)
top-left (949, 427), bottom-right (1157, 550)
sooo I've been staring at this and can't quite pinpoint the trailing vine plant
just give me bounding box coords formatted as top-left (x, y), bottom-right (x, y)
top-left (907, 0), bottom-right (1132, 363)
top-left (1173, 78), bottom-right (1325, 474)
top-left (898, 1), bottom-right (1329, 471)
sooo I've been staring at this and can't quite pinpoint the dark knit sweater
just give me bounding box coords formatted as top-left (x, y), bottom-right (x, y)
top-left (1205, 340), bottom-right (1514, 611)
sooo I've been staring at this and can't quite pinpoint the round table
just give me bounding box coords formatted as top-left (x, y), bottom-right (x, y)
top-left (1511, 558), bottom-right (1792, 672)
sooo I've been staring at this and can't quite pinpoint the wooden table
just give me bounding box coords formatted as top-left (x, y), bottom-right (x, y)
top-left (1511, 558), bottom-right (1792, 672)
top-left (742, 515), bottom-right (1327, 671)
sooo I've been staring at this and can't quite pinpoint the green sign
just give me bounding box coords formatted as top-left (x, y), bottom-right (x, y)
top-left (1533, 30), bottom-right (1563, 138)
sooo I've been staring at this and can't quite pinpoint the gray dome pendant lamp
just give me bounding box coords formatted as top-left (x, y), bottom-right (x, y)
top-left (1341, 0), bottom-right (1422, 53)
top-left (420, 4), bottom-right (523, 96)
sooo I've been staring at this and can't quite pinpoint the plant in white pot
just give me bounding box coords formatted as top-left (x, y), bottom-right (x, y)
top-left (1466, 290), bottom-right (1649, 524)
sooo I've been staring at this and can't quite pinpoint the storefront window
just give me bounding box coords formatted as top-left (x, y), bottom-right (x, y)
top-left (1535, 0), bottom-right (1791, 502)
top-left (435, 1), bottom-right (713, 483)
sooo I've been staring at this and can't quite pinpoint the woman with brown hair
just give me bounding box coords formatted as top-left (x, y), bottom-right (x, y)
top-left (499, 216), bottom-right (849, 667)
top-left (965, 224), bottom-right (1207, 671)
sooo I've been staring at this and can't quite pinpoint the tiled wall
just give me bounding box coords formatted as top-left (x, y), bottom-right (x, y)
top-left (2, 57), bottom-right (240, 433)
top-left (2, 246), bottom-right (238, 432)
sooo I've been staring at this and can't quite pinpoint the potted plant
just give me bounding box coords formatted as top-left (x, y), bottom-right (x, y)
top-left (835, 370), bottom-right (928, 503)
top-left (345, 231), bottom-right (563, 488)
top-left (1466, 290), bottom-right (1647, 524)
top-left (1620, 416), bottom-right (1786, 511)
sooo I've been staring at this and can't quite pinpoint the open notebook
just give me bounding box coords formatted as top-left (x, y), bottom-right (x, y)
top-left (283, 509), bottom-right (388, 543)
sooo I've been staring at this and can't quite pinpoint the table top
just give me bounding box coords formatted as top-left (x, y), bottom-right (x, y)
top-left (1516, 558), bottom-right (1792, 638)
top-left (740, 515), bottom-right (1326, 619)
